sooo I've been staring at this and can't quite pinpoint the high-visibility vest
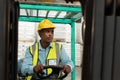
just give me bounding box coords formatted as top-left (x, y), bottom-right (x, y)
top-left (26, 42), bottom-right (62, 80)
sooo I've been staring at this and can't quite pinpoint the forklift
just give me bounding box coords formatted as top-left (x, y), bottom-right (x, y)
top-left (0, 0), bottom-right (120, 80)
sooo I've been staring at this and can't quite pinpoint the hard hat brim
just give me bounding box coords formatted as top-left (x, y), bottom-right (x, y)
top-left (37, 26), bottom-right (56, 31)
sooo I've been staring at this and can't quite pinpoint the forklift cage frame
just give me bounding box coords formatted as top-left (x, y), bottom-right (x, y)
top-left (19, 2), bottom-right (82, 80)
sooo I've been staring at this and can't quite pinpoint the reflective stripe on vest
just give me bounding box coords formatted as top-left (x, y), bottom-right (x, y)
top-left (27, 42), bottom-right (39, 80)
top-left (26, 42), bottom-right (62, 80)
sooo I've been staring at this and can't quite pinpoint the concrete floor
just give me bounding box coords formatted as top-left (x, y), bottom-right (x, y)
top-left (64, 66), bottom-right (82, 80)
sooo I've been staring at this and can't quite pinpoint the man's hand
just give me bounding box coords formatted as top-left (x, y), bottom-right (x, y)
top-left (33, 64), bottom-right (44, 73)
top-left (63, 65), bottom-right (71, 74)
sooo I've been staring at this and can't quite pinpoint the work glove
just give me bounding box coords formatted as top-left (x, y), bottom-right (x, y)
top-left (63, 65), bottom-right (71, 74)
top-left (33, 64), bottom-right (44, 73)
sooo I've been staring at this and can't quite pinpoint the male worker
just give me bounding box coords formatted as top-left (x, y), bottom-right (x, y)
top-left (21, 19), bottom-right (74, 80)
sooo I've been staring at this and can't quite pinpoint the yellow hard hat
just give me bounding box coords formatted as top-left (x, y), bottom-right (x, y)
top-left (37, 19), bottom-right (56, 31)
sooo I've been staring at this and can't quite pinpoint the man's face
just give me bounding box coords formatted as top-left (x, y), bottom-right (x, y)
top-left (39, 28), bottom-right (54, 43)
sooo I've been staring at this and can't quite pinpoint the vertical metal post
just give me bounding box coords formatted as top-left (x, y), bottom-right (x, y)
top-left (71, 22), bottom-right (76, 80)
top-left (0, 0), bottom-right (19, 79)
top-left (81, 0), bottom-right (93, 80)
top-left (81, 0), bottom-right (120, 80)
top-left (0, 0), bottom-right (8, 80)
top-left (11, 1), bottom-right (19, 80)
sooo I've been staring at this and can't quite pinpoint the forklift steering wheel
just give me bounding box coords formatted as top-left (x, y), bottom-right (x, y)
top-left (36, 65), bottom-right (68, 79)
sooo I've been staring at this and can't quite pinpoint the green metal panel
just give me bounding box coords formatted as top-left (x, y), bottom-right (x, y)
top-left (64, 12), bottom-right (72, 18)
top-left (20, 3), bottom-right (81, 12)
top-left (25, 9), bottom-right (29, 16)
top-left (55, 11), bottom-right (61, 18)
top-left (71, 13), bottom-right (82, 21)
top-left (37, 10), bottom-right (39, 17)
top-left (19, 16), bottom-right (72, 24)
top-left (45, 10), bottom-right (50, 18)
top-left (71, 22), bottom-right (76, 80)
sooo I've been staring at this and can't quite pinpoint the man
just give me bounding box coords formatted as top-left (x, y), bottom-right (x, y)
top-left (21, 19), bottom-right (74, 80)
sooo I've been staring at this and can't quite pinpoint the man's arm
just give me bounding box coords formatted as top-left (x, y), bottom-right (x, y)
top-left (21, 48), bottom-right (34, 76)
top-left (60, 45), bottom-right (74, 73)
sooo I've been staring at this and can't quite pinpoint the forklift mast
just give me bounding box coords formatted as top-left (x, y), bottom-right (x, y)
top-left (0, 0), bottom-right (19, 80)
top-left (80, 0), bottom-right (120, 80)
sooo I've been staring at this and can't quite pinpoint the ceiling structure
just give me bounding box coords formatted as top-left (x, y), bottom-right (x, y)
top-left (19, 0), bottom-right (82, 23)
